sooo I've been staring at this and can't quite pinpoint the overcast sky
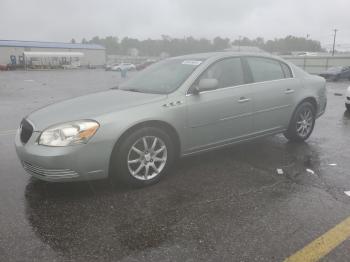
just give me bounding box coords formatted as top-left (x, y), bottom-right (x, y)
top-left (1, 0), bottom-right (350, 48)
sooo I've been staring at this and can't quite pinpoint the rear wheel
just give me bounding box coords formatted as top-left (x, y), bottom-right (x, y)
top-left (110, 127), bottom-right (174, 187)
top-left (284, 102), bottom-right (316, 142)
top-left (346, 103), bottom-right (350, 111)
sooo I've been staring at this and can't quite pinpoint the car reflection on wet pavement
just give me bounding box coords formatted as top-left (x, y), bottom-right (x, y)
top-left (1, 70), bottom-right (350, 261)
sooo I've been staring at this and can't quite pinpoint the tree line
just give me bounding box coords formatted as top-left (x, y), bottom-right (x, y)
top-left (72, 35), bottom-right (324, 56)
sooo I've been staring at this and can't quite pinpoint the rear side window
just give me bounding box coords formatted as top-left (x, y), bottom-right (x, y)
top-left (198, 57), bottom-right (245, 89)
top-left (246, 57), bottom-right (285, 82)
top-left (281, 62), bottom-right (293, 78)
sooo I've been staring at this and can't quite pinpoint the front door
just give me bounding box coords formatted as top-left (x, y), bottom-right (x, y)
top-left (186, 57), bottom-right (253, 153)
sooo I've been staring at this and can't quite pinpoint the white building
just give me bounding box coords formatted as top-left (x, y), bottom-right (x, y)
top-left (0, 40), bottom-right (106, 67)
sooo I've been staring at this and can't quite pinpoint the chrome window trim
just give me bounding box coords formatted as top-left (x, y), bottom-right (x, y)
top-left (185, 55), bottom-right (295, 96)
top-left (186, 77), bottom-right (296, 97)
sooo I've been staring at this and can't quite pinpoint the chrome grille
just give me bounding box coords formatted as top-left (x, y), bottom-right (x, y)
top-left (22, 161), bottom-right (78, 178)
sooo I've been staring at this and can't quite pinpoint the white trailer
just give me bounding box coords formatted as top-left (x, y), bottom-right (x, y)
top-left (23, 51), bottom-right (84, 69)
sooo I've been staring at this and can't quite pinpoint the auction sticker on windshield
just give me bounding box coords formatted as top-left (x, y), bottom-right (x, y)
top-left (182, 60), bottom-right (202, 66)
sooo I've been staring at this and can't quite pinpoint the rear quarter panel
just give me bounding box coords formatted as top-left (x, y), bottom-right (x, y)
top-left (292, 65), bottom-right (327, 117)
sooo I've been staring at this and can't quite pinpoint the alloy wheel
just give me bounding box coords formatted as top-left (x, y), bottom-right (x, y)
top-left (296, 108), bottom-right (314, 138)
top-left (127, 136), bottom-right (167, 181)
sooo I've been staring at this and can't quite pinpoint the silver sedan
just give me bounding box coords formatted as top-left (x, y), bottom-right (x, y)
top-left (15, 52), bottom-right (327, 186)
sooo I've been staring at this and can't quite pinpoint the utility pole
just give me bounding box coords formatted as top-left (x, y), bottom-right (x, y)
top-left (238, 35), bottom-right (242, 52)
top-left (332, 29), bottom-right (338, 56)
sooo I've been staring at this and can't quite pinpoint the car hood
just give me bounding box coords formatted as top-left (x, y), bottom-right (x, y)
top-left (27, 90), bottom-right (166, 131)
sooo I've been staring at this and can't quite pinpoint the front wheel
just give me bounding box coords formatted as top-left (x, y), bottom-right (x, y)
top-left (346, 103), bottom-right (350, 111)
top-left (284, 102), bottom-right (316, 142)
top-left (110, 127), bottom-right (174, 187)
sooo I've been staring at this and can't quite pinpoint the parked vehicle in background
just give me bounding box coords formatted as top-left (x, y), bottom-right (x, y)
top-left (319, 66), bottom-right (350, 81)
top-left (62, 61), bottom-right (80, 70)
top-left (136, 60), bottom-right (156, 71)
top-left (111, 63), bottom-right (136, 71)
top-left (0, 64), bottom-right (9, 70)
top-left (105, 63), bottom-right (119, 71)
top-left (346, 86), bottom-right (350, 111)
top-left (295, 52), bottom-right (318, 56)
top-left (15, 52), bottom-right (327, 187)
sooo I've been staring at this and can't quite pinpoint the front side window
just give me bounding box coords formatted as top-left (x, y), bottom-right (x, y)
top-left (246, 57), bottom-right (285, 82)
top-left (196, 57), bottom-right (245, 89)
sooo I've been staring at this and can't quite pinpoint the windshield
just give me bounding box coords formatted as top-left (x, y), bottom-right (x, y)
top-left (119, 58), bottom-right (204, 94)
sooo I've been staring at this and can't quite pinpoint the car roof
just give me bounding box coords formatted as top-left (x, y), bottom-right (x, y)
top-left (171, 51), bottom-right (279, 61)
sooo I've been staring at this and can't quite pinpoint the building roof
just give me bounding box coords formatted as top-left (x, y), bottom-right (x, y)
top-left (23, 51), bottom-right (84, 58)
top-left (0, 40), bottom-right (105, 50)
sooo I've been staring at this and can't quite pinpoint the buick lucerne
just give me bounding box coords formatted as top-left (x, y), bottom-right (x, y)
top-left (15, 52), bottom-right (327, 186)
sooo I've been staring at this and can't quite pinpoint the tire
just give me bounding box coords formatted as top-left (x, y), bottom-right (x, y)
top-left (331, 76), bottom-right (339, 82)
top-left (346, 103), bottom-right (350, 111)
top-left (109, 127), bottom-right (175, 187)
top-left (284, 102), bottom-right (316, 142)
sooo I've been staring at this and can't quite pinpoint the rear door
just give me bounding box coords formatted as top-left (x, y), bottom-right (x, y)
top-left (244, 57), bottom-right (299, 134)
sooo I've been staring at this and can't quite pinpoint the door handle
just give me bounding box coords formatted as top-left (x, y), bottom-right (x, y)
top-left (238, 97), bottom-right (251, 103)
top-left (285, 88), bottom-right (295, 94)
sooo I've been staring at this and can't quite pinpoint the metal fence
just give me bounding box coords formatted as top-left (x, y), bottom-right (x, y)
top-left (107, 55), bottom-right (159, 65)
top-left (281, 55), bottom-right (350, 74)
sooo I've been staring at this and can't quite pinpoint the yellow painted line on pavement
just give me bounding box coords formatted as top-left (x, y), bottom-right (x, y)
top-left (284, 216), bottom-right (350, 262)
top-left (0, 129), bottom-right (17, 136)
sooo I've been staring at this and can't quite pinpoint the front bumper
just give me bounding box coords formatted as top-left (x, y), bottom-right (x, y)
top-left (15, 129), bottom-right (110, 182)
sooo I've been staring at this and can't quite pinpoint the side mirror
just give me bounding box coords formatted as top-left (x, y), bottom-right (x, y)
top-left (196, 78), bottom-right (219, 93)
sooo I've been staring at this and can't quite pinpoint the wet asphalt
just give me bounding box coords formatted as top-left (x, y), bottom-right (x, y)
top-left (0, 70), bottom-right (350, 262)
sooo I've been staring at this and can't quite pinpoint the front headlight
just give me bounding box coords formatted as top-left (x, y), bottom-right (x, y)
top-left (38, 120), bottom-right (99, 147)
